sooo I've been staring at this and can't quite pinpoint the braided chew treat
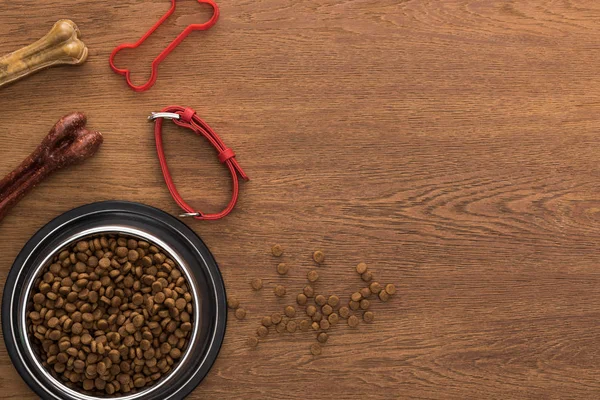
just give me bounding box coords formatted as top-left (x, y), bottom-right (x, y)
top-left (0, 112), bottom-right (103, 222)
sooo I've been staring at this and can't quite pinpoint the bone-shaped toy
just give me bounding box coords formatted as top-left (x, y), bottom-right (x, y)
top-left (110, 0), bottom-right (220, 92)
top-left (0, 20), bottom-right (88, 89)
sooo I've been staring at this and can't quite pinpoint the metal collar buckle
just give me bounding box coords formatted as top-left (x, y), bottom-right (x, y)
top-left (148, 112), bottom-right (181, 122)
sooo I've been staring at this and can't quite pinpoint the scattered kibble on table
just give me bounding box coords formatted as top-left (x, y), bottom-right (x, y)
top-left (274, 285), bottom-right (287, 297)
top-left (248, 336), bottom-right (259, 348)
top-left (297, 293), bottom-right (307, 305)
top-left (277, 263), bottom-right (289, 275)
top-left (238, 249), bottom-right (396, 355)
top-left (227, 296), bottom-right (240, 309)
top-left (251, 278), bottom-right (263, 291)
top-left (313, 250), bottom-right (325, 264)
top-left (271, 244), bottom-right (284, 257)
top-left (235, 307), bottom-right (247, 320)
top-left (303, 285), bottom-right (315, 297)
top-left (284, 306), bottom-right (296, 318)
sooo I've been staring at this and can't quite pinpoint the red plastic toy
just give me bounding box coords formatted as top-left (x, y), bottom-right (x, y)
top-left (109, 0), bottom-right (220, 92)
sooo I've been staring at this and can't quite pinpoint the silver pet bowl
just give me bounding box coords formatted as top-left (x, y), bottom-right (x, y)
top-left (2, 201), bottom-right (227, 400)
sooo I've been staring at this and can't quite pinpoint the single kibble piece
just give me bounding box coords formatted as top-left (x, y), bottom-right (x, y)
top-left (356, 262), bottom-right (368, 274)
top-left (286, 321), bottom-right (297, 333)
top-left (257, 326), bottom-right (269, 337)
top-left (227, 296), bottom-right (240, 309)
top-left (315, 295), bottom-right (327, 306)
top-left (327, 295), bottom-right (339, 307)
top-left (385, 283), bottom-right (396, 295)
top-left (349, 300), bottom-right (360, 311)
top-left (317, 332), bottom-right (328, 343)
top-left (360, 299), bottom-right (370, 310)
top-left (251, 278), bottom-right (263, 291)
top-left (369, 282), bottom-right (382, 294)
top-left (235, 308), bottom-right (247, 320)
top-left (297, 293), bottom-right (308, 305)
top-left (322, 304), bottom-right (333, 316)
top-left (351, 292), bottom-right (362, 302)
top-left (311, 322), bottom-right (320, 331)
top-left (328, 313), bottom-right (339, 325)
top-left (320, 319), bottom-right (330, 330)
top-left (363, 311), bottom-right (374, 323)
top-left (313, 250), bottom-right (325, 264)
top-left (360, 287), bottom-right (372, 298)
top-left (299, 320), bottom-right (311, 331)
top-left (312, 312), bottom-right (323, 322)
top-left (276, 322), bottom-right (286, 333)
top-left (361, 271), bottom-right (373, 282)
top-left (248, 336), bottom-right (259, 348)
top-left (348, 315), bottom-right (359, 328)
top-left (284, 306), bottom-right (296, 318)
top-left (271, 313), bottom-right (282, 324)
top-left (307, 270), bottom-right (319, 283)
top-left (274, 285), bottom-right (287, 297)
top-left (310, 343), bottom-right (322, 356)
top-left (379, 290), bottom-right (390, 302)
top-left (276, 263), bottom-right (289, 275)
top-left (271, 244), bottom-right (284, 257)
top-left (338, 306), bottom-right (350, 319)
top-left (262, 316), bottom-right (273, 327)
top-left (303, 285), bottom-right (315, 298)
top-left (306, 305), bottom-right (317, 317)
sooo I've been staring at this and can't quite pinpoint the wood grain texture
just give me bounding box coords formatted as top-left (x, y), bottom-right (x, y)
top-left (0, 0), bottom-right (599, 398)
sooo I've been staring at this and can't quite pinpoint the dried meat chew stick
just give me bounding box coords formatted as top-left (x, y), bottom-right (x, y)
top-left (0, 112), bottom-right (103, 222)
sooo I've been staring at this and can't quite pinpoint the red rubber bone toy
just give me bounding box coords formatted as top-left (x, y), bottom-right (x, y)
top-left (110, 0), bottom-right (219, 92)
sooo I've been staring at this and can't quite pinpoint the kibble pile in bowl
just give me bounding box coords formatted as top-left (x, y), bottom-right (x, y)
top-left (26, 234), bottom-right (194, 396)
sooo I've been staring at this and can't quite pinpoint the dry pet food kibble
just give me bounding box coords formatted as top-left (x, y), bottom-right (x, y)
top-left (251, 278), bottom-right (263, 291)
top-left (303, 285), bottom-right (315, 298)
top-left (284, 306), bottom-right (296, 318)
top-left (351, 292), bottom-right (362, 302)
top-left (360, 287), bottom-right (371, 298)
top-left (26, 235), bottom-right (194, 395)
top-left (271, 313), bottom-right (282, 324)
top-left (363, 311), bottom-right (374, 323)
top-left (257, 326), bottom-right (269, 337)
top-left (307, 270), bottom-right (319, 283)
top-left (360, 299), bottom-right (370, 310)
top-left (356, 262), bottom-right (368, 274)
top-left (313, 251), bottom-right (325, 264)
top-left (348, 315), bottom-right (359, 328)
top-left (369, 282), bottom-right (381, 294)
top-left (235, 308), bottom-right (247, 320)
top-left (262, 316), bottom-right (273, 327)
top-left (274, 285), bottom-right (287, 297)
top-left (227, 296), bottom-right (240, 309)
top-left (296, 293), bottom-right (307, 305)
top-left (379, 290), bottom-right (390, 302)
top-left (310, 343), bottom-right (322, 355)
top-left (385, 284), bottom-right (396, 295)
top-left (339, 306), bottom-right (350, 319)
top-left (361, 271), bottom-right (373, 282)
top-left (328, 313), bottom-right (339, 325)
top-left (247, 336), bottom-right (259, 348)
top-left (299, 320), bottom-right (310, 331)
top-left (286, 321), bottom-right (297, 333)
top-left (271, 244), bottom-right (284, 257)
top-left (317, 332), bottom-right (328, 343)
top-left (276, 263), bottom-right (289, 275)
top-left (327, 295), bottom-right (339, 307)
top-left (315, 295), bottom-right (327, 306)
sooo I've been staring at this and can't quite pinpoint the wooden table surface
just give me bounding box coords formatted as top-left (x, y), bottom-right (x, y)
top-left (1, 0), bottom-right (600, 399)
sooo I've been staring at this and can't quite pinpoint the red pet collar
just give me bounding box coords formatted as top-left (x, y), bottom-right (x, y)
top-left (150, 106), bottom-right (249, 220)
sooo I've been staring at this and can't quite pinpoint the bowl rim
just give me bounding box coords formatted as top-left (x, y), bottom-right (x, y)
top-left (2, 201), bottom-right (227, 400)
